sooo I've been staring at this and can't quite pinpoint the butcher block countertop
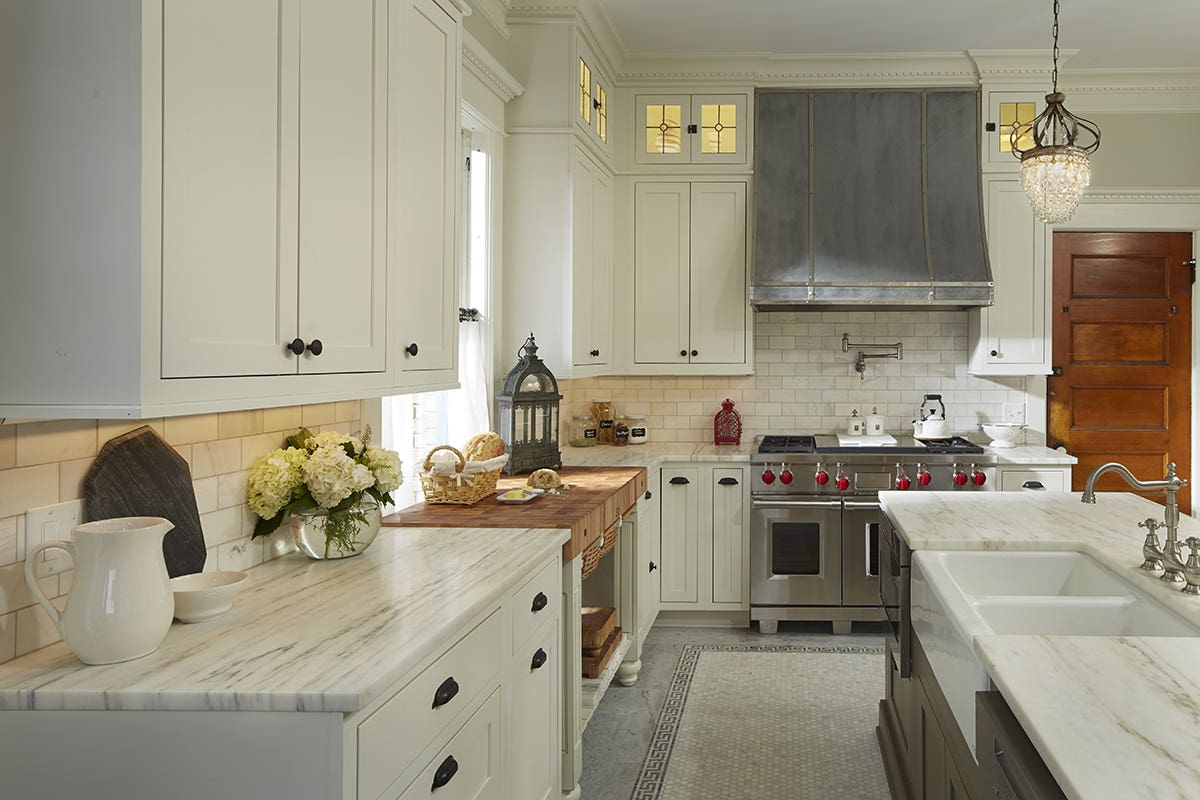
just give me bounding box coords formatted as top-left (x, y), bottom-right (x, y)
top-left (383, 466), bottom-right (647, 560)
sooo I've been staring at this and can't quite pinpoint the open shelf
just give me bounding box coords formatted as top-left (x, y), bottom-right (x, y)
top-left (580, 633), bottom-right (631, 730)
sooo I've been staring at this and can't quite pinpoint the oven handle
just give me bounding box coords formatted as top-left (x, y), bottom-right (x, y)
top-left (844, 500), bottom-right (880, 510)
top-left (751, 499), bottom-right (842, 509)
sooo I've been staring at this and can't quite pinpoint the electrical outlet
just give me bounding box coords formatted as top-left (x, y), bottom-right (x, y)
top-left (1003, 403), bottom-right (1026, 425)
top-left (24, 499), bottom-right (83, 579)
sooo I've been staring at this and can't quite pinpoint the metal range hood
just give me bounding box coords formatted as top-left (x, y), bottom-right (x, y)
top-left (752, 90), bottom-right (993, 309)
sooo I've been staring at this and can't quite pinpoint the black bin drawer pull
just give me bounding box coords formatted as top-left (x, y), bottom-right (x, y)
top-left (531, 591), bottom-right (548, 612)
top-left (669, 476), bottom-right (690, 485)
top-left (531, 647), bottom-right (548, 670)
top-left (718, 477), bottom-right (739, 486)
top-left (1022, 480), bottom-right (1045, 490)
top-left (431, 755), bottom-right (458, 790)
top-left (431, 676), bottom-right (459, 709)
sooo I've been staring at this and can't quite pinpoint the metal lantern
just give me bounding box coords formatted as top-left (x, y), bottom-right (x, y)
top-left (497, 333), bottom-right (562, 474)
top-left (714, 398), bottom-right (741, 445)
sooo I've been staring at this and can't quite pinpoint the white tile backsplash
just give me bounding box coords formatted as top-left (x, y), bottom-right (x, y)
top-left (0, 401), bottom-right (363, 665)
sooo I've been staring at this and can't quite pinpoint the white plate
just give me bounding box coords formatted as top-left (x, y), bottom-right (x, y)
top-left (497, 488), bottom-right (544, 504)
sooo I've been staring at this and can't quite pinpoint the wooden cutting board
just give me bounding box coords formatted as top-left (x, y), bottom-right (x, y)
top-left (581, 606), bottom-right (616, 652)
top-left (582, 627), bottom-right (622, 679)
top-left (83, 426), bottom-right (207, 577)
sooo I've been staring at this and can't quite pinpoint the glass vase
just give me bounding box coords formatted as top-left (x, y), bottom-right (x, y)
top-left (290, 496), bottom-right (382, 560)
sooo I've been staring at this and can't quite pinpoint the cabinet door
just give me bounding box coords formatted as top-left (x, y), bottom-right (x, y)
top-left (916, 679), bottom-right (949, 800)
top-left (690, 95), bottom-right (747, 165)
top-left (633, 183), bottom-right (690, 364)
top-left (982, 90), bottom-right (1042, 172)
top-left (710, 467), bottom-right (747, 605)
top-left (638, 484), bottom-right (662, 635)
top-left (391, 0), bottom-right (459, 377)
top-left (660, 466), bottom-right (699, 604)
top-left (971, 178), bottom-right (1048, 374)
top-left (296, 0), bottom-right (387, 374)
top-left (635, 94), bottom-right (690, 165)
top-left (161, 0), bottom-right (296, 378)
top-left (689, 183), bottom-right (747, 365)
top-left (590, 168), bottom-right (613, 365)
top-left (508, 624), bottom-right (560, 800)
top-left (571, 150), bottom-right (611, 368)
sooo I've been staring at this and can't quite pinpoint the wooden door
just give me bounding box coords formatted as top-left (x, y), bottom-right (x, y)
top-left (689, 182), bottom-right (748, 365)
top-left (296, 0), bottom-right (387, 374)
top-left (633, 183), bottom-right (690, 365)
top-left (161, 0), bottom-right (296, 378)
top-left (1049, 232), bottom-right (1193, 512)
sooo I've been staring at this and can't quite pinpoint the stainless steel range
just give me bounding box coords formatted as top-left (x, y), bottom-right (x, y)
top-left (750, 433), bottom-right (997, 634)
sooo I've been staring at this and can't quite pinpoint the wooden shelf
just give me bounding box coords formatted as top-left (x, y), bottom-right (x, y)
top-left (580, 633), bottom-right (631, 730)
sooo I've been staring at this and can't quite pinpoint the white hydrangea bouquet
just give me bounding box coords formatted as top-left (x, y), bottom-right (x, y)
top-left (247, 426), bottom-right (402, 555)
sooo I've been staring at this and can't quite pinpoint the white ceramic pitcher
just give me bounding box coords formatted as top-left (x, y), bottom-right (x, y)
top-left (25, 516), bottom-right (176, 665)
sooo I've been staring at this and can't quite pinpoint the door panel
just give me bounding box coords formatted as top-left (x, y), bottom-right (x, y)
top-left (1049, 231), bottom-right (1193, 512)
top-left (570, 150), bottom-right (595, 366)
top-left (689, 183), bottom-right (747, 365)
top-left (660, 467), bottom-right (699, 604)
top-left (710, 468), bottom-right (746, 605)
top-left (633, 184), bottom-right (690, 364)
top-left (591, 169), bottom-right (613, 365)
top-left (161, 0), bottom-right (295, 378)
top-left (297, 0), bottom-right (386, 374)
top-left (750, 504), bottom-right (843, 607)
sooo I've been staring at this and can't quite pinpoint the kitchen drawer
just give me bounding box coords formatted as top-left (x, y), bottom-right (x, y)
top-left (999, 469), bottom-right (1067, 492)
top-left (396, 688), bottom-right (503, 800)
top-left (511, 556), bottom-right (561, 653)
top-left (358, 608), bottom-right (503, 800)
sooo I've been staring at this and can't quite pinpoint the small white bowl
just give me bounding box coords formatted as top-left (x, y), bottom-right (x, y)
top-left (981, 423), bottom-right (1023, 449)
top-left (170, 571), bottom-right (248, 623)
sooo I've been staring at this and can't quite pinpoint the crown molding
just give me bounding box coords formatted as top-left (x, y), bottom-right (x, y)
top-left (1060, 68), bottom-right (1200, 113)
top-left (466, 0), bottom-right (509, 40)
top-left (618, 52), bottom-right (980, 87)
top-left (1082, 188), bottom-right (1200, 203)
top-left (507, 0), bottom-right (628, 75)
top-left (967, 49), bottom-right (1072, 83)
top-left (463, 30), bottom-right (525, 102)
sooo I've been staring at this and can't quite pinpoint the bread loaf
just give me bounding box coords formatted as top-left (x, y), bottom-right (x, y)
top-left (527, 468), bottom-right (561, 490)
top-left (463, 432), bottom-right (505, 461)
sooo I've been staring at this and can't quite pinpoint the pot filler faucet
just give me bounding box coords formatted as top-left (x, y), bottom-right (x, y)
top-left (1081, 462), bottom-right (1194, 588)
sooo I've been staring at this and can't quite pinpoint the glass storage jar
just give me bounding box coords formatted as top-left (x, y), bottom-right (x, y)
top-left (590, 400), bottom-right (615, 443)
top-left (568, 415), bottom-right (598, 447)
top-left (624, 414), bottom-right (649, 444)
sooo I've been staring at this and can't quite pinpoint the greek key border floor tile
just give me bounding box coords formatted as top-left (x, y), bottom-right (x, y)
top-left (630, 643), bottom-right (887, 800)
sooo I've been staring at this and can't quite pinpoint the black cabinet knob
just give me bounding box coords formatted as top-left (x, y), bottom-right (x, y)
top-left (306, 339), bottom-right (323, 356)
top-left (287, 338), bottom-right (305, 356)
top-left (405, 342), bottom-right (419, 357)
top-left (531, 591), bottom-right (548, 613)
top-left (431, 676), bottom-right (459, 709)
top-left (431, 755), bottom-right (458, 790)
top-left (649, 561), bottom-right (657, 572)
top-left (680, 349), bottom-right (687, 357)
top-left (590, 349), bottom-right (600, 357)
top-left (531, 647), bottom-right (548, 670)
top-left (990, 349), bottom-right (998, 357)
top-left (691, 349), bottom-right (698, 357)
top-left (644, 490), bottom-right (652, 500)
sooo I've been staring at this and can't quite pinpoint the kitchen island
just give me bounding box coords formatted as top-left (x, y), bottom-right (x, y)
top-left (0, 525), bottom-right (569, 800)
top-left (878, 490), bottom-right (1200, 800)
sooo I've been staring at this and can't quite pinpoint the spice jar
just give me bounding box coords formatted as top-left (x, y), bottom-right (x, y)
top-left (590, 400), bottom-right (615, 444)
top-left (613, 420), bottom-right (630, 446)
top-left (568, 416), bottom-right (598, 447)
top-left (624, 414), bottom-right (649, 444)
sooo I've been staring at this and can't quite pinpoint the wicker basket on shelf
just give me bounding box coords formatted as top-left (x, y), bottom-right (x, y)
top-left (418, 445), bottom-right (503, 505)
top-left (580, 524), bottom-right (619, 580)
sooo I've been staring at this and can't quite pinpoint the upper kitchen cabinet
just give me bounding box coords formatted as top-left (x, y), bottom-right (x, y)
top-left (634, 93), bottom-right (750, 167)
top-left (618, 181), bottom-right (752, 374)
top-left (0, 0), bottom-right (467, 419)
top-left (981, 89), bottom-right (1044, 173)
top-left (968, 177), bottom-right (1052, 375)
top-left (390, 0), bottom-right (463, 388)
top-left (575, 37), bottom-right (612, 156)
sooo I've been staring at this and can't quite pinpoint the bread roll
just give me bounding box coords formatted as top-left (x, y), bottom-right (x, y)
top-left (463, 432), bottom-right (505, 461)
top-left (527, 469), bottom-right (561, 490)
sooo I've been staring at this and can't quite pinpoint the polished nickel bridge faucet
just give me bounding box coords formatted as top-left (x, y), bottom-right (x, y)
top-left (1081, 462), bottom-right (1190, 585)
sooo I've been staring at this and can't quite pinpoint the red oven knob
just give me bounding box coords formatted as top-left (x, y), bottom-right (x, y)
top-left (897, 476), bottom-right (912, 491)
top-left (953, 470), bottom-right (968, 486)
top-left (972, 470), bottom-right (987, 486)
top-left (761, 469), bottom-right (776, 484)
top-left (815, 470), bottom-right (829, 486)
top-left (780, 469), bottom-right (794, 485)
top-left (917, 471), bottom-right (932, 486)
top-left (836, 476), bottom-right (850, 491)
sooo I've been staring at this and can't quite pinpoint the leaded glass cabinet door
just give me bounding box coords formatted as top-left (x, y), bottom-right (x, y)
top-left (689, 95), bottom-right (747, 165)
top-left (635, 94), bottom-right (690, 164)
top-left (982, 90), bottom-right (1042, 172)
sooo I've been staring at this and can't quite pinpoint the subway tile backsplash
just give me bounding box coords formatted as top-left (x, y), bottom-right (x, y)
top-left (561, 310), bottom-right (1033, 444)
top-left (0, 401), bottom-right (362, 665)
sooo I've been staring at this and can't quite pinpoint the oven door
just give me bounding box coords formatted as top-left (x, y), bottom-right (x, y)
top-left (842, 500), bottom-right (882, 608)
top-left (750, 499), bottom-right (842, 607)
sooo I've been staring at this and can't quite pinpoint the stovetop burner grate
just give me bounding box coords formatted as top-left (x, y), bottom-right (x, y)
top-left (758, 435), bottom-right (817, 454)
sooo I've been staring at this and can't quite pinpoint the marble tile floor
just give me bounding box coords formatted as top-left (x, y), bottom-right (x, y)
top-left (579, 622), bottom-right (888, 800)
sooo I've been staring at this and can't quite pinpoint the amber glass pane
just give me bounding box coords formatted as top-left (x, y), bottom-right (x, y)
top-left (700, 103), bottom-right (737, 154)
top-left (579, 59), bottom-right (591, 123)
top-left (998, 100), bottom-right (1036, 153)
top-left (597, 85), bottom-right (607, 142)
top-left (645, 103), bottom-right (682, 154)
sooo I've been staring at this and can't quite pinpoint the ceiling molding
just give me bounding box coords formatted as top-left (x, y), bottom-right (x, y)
top-left (463, 30), bottom-right (525, 102)
top-left (466, 0), bottom-right (510, 40)
top-left (1082, 188), bottom-right (1200, 203)
top-left (1060, 68), bottom-right (1200, 114)
top-left (967, 49), bottom-right (1069, 83)
top-left (507, 0), bottom-right (628, 75)
top-left (618, 52), bottom-right (981, 87)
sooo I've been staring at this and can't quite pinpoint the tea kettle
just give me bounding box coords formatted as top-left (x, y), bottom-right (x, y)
top-left (913, 394), bottom-right (948, 439)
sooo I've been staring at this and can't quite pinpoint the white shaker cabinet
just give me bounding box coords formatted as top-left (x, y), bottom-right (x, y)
top-left (660, 466), bottom-right (701, 605)
top-left (570, 149), bottom-right (614, 369)
top-left (968, 177), bottom-right (1051, 376)
top-left (627, 181), bottom-right (750, 373)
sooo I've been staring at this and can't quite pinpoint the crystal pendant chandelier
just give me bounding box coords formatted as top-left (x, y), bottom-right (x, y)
top-left (1012, 0), bottom-right (1101, 224)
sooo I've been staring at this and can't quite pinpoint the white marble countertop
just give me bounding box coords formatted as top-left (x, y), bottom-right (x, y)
top-left (880, 490), bottom-right (1200, 799)
top-left (559, 440), bottom-right (1070, 472)
top-left (0, 526), bottom-right (568, 713)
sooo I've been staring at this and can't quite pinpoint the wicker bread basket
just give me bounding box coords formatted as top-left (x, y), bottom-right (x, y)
top-left (418, 445), bottom-right (504, 505)
top-left (580, 523), bottom-right (619, 580)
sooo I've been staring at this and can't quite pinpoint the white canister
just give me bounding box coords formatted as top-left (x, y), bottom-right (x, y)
top-left (847, 410), bottom-right (864, 436)
top-left (866, 406), bottom-right (885, 436)
top-left (626, 414), bottom-right (649, 444)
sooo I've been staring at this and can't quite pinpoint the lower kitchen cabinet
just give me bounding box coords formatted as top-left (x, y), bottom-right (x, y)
top-left (660, 462), bottom-right (750, 612)
top-left (997, 465), bottom-right (1072, 492)
top-left (507, 618), bottom-right (561, 800)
